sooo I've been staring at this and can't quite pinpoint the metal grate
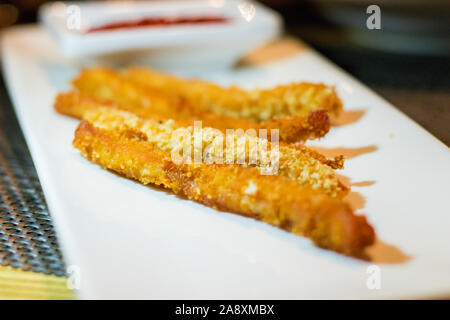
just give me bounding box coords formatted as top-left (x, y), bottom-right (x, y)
top-left (0, 75), bottom-right (66, 276)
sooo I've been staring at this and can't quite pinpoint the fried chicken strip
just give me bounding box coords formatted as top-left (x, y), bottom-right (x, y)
top-left (87, 107), bottom-right (348, 197)
top-left (73, 121), bottom-right (374, 256)
top-left (124, 67), bottom-right (343, 120)
top-left (71, 68), bottom-right (330, 142)
top-left (55, 92), bottom-right (347, 196)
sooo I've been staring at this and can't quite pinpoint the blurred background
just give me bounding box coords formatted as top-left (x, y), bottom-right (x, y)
top-left (0, 0), bottom-right (449, 144)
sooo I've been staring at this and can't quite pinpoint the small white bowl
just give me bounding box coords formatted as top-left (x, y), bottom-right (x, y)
top-left (39, 0), bottom-right (283, 70)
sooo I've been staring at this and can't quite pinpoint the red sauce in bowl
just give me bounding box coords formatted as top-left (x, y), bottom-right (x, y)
top-left (87, 15), bottom-right (230, 33)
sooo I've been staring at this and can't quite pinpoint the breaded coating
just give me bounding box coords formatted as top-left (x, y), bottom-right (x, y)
top-left (55, 90), bottom-right (181, 124)
top-left (70, 68), bottom-right (330, 142)
top-left (55, 91), bottom-right (343, 168)
top-left (59, 99), bottom-right (347, 196)
top-left (73, 121), bottom-right (374, 256)
top-left (124, 67), bottom-right (343, 120)
top-left (293, 144), bottom-right (344, 170)
top-left (72, 68), bottom-right (185, 119)
top-left (54, 91), bottom-right (341, 167)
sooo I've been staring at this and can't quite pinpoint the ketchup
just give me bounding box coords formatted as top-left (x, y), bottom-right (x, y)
top-left (87, 15), bottom-right (229, 33)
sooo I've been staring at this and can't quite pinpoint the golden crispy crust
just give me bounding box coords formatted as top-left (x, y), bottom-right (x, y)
top-left (73, 121), bottom-right (374, 256)
top-left (55, 88), bottom-right (342, 171)
top-left (70, 68), bottom-right (330, 142)
top-left (55, 90), bottom-right (341, 169)
top-left (56, 94), bottom-right (347, 196)
top-left (293, 144), bottom-right (345, 170)
top-left (55, 88), bottom-right (340, 169)
top-left (89, 107), bottom-right (348, 197)
top-left (124, 67), bottom-right (343, 120)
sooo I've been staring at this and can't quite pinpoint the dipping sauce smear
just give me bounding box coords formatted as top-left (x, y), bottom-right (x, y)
top-left (87, 15), bottom-right (230, 33)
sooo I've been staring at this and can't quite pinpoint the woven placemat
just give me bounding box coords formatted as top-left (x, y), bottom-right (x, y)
top-left (0, 75), bottom-right (66, 277)
top-left (0, 266), bottom-right (73, 299)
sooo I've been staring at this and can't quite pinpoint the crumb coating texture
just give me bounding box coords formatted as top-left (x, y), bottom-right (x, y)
top-left (73, 121), bottom-right (374, 256)
top-left (69, 68), bottom-right (333, 142)
top-left (124, 67), bottom-right (343, 120)
top-left (76, 107), bottom-right (348, 197)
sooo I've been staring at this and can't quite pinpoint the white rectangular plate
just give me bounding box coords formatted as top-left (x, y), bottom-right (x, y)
top-left (2, 25), bottom-right (450, 299)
